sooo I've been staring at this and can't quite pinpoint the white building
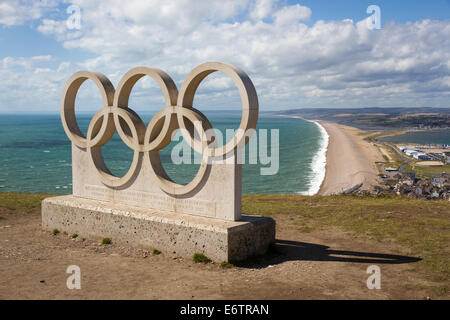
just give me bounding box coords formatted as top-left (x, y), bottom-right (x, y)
top-left (413, 152), bottom-right (430, 160)
top-left (403, 149), bottom-right (419, 156)
top-left (402, 148), bottom-right (431, 160)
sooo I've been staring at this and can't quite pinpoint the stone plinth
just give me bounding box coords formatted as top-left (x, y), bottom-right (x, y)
top-left (42, 195), bottom-right (275, 262)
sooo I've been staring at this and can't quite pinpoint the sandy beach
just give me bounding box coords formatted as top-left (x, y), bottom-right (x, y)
top-left (318, 121), bottom-right (383, 195)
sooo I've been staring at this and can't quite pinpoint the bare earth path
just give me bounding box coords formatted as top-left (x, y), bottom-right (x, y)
top-left (0, 208), bottom-right (438, 300)
top-left (318, 121), bottom-right (383, 195)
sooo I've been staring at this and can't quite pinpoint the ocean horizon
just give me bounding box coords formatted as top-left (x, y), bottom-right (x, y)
top-left (0, 113), bottom-right (328, 195)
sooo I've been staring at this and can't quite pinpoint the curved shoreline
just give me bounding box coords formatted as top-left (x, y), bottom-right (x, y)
top-left (278, 115), bottom-right (382, 195)
top-left (302, 120), bottom-right (328, 195)
top-left (317, 121), bottom-right (383, 195)
top-left (281, 115), bottom-right (329, 195)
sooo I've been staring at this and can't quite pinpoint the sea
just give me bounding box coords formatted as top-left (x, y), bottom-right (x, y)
top-left (0, 113), bottom-right (328, 195)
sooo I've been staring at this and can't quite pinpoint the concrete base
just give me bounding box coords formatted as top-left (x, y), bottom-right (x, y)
top-left (41, 195), bottom-right (275, 262)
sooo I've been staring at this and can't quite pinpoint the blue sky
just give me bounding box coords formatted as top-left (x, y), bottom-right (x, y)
top-left (297, 0), bottom-right (450, 24)
top-left (0, 0), bottom-right (449, 113)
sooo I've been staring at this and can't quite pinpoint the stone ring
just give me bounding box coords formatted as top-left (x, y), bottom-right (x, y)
top-left (60, 62), bottom-right (259, 195)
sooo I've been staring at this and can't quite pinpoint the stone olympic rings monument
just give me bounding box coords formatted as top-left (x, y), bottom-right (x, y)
top-left (42, 62), bottom-right (275, 262)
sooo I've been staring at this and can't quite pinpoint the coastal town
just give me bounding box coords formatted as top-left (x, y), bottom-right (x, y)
top-left (354, 171), bottom-right (450, 201)
top-left (356, 140), bottom-right (450, 200)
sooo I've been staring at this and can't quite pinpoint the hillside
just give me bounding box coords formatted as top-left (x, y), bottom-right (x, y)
top-left (0, 192), bottom-right (448, 299)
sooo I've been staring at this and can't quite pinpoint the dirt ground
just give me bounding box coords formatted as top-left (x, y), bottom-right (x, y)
top-left (0, 208), bottom-right (442, 300)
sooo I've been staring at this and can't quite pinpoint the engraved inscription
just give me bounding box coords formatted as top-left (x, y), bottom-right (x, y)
top-left (84, 185), bottom-right (216, 217)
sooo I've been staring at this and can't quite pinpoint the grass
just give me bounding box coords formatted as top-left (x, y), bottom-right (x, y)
top-left (193, 253), bottom-right (212, 264)
top-left (372, 143), bottom-right (404, 174)
top-left (406, 163), bottom-right (450, 178)
top-left (431, 285), bottom-right (449, 297)
top-left (102, 237), bottom-right (111, 245)
top-left (0, 192), bottom-right (53, 213)
top-left (243, 194), bottom-right (450, 287)
top-left (52, 229), bottom-right (60, 235)
top-left (219, 261), bottom-right (234, 269)
top-left (382, 143), bottom-right (404, 167)
top-left (71, 233), bottom-right (78, 239)
top-left (152, 249), bottom-right (161, 255)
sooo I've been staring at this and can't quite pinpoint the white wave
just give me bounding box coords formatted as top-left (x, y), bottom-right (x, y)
top-left (298, 120), bottom-right (329, 196)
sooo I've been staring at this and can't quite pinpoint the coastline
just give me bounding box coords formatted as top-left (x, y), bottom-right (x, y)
top-left (281, 115), bottom-right (329, 196)
top-left (317, 121), bottom-right (383, 195)
top-left (308, 121), bottom-right (329, 195)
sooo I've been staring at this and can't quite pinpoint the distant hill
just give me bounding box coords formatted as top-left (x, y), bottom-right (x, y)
top-left (273, 107), bottom-right (450, 129)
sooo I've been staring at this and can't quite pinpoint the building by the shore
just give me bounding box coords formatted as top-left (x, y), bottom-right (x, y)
top-left (402, 148), bottom-right (432, 160)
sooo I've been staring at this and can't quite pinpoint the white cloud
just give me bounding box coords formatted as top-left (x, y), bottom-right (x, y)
top-left (0, 54), bottom-right (77, 111)
top-left (250, 0), bottom-right (275, 21)
top-left (2, 55), bottom-right (51, 69)
top-left (273, 4), bottom-right (311, 25)
top-left (38, 18), bottom-right (67, 35)
top-left (57, 61), bottom-right (71, 72)
top-left (0, 0), bottom-right (57, 26)
top-left (0, 0), bottom-right (449, 112)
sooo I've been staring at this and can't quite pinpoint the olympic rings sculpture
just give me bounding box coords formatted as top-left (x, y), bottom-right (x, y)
top-left (61, 62), bottom-right (259, 196)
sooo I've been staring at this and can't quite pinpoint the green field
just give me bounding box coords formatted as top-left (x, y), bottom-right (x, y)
top-left (406, 163), bottom-right (450, 178)
top-left (0, 192), bottom-right (52, 213)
